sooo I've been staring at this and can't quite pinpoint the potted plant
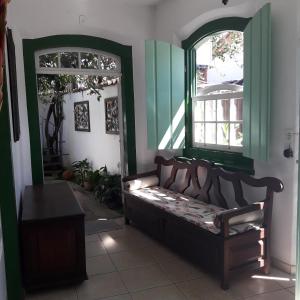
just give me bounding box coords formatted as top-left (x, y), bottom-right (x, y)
top-left (95, 167), bottom-right (122, 209)
top-left (84, 167), bottom-right (106, 191)
top-left (71, 158), bottom-right (92, 187)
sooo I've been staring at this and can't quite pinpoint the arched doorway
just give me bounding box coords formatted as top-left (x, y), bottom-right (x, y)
top-left (23, 35), bottom-right (137, 185)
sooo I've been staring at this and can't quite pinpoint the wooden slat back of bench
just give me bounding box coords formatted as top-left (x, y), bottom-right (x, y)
top-left (154, 156), bottom-right (284, 210)
top-left (155, 156), bottom-right (213, 203)
top-left (210, 167), bottom-right (284, 209)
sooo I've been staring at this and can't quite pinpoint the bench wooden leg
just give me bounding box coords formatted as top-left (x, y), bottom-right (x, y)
top-left (221, 278), bottom-right (229, 290)
top-left (125, 216), bottom-right (130, 225)
top-left (221, 242), bottom-right (230, 290)
top-left (262, 237), bottom-right (271, 274)
top-left (262, 257), bottom-right (271, 275)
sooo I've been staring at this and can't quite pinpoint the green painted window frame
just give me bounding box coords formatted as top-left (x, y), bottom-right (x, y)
top-left (23, 35), bottom-right (137, 184)
top-left (182, 17), bottom-right (254, 174)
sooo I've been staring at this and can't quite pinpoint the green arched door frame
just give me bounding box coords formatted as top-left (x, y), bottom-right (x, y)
top-left (23, 35), bottom-right (137, 185)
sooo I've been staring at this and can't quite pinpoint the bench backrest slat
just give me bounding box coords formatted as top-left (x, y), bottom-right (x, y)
top-left (154, 156), bottom-right (284, 209)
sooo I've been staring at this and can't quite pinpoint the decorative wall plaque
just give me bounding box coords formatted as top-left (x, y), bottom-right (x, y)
top-left (105, 97), bottom-right (119, 134)
top-left (74, 101), bottom-right (90, 132)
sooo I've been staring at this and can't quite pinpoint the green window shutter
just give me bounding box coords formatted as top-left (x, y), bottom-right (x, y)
top-left (243, 3), bottom-right (271, 161)
top-left (145, 40), bottom-right (185, 150)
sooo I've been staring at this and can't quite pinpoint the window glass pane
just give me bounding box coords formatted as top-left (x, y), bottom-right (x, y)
top-left (196, 31), bottom-right (244, 92)
top-left (194, 123), bottom-right (205, 144)
top-left (230, 123), bottom-right (243, 147)
top-left (217, 123), bottom-right (229, 146)
top-left (217, 99), bottom-right (230, 121)
top-left (80, 52), bottom-right (98, 69)
top-left (60, 52), bottom-right (79, 68)
top-left (205, 100), bottom-right (216, 121)
top-left (205, 123), bottom-right (216, 144)
top-left (194, 101), bottom-right (204, 121)
top-left (39, 53), bottom-right (58, 68)
top-left (99, 55), bottom-right (117, 70)
top-left (230, 98), bottom-right (243, 121)
top-left (192, 30), bottom-right (244, 150)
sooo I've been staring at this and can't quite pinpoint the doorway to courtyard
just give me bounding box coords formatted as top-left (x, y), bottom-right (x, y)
top-left (23, 35), bottom-right (137, 231)
top-left (35, 47), bottom-right (125, 219)
top-left (23, 35), bottom-right (137, 186)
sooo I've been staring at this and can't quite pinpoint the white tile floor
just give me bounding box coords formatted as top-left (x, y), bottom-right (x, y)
top-left (26, 218), bottom-right (295, 300)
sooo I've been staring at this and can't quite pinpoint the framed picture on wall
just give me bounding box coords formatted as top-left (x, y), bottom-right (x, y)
top-left (7, 28), bottom-right (20, 142)
top-left (105, 97), bottom-right (119, 134)
top-left (74, 101), bottom-right (90, 132)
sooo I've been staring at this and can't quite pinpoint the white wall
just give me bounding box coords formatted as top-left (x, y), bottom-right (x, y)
top-left (5, 29), bottom-right (32, 215)
top-left (155, 0), bottom-right (298, 271)
top-left (62, 87), bottom-right (121, 174)
top-left (7, 0), bottom-right (157, 174)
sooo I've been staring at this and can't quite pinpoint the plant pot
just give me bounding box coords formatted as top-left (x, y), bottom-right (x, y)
top-left (83, 181), bottom-right (94, 191)
top-left (62, 170), bottom-right (74, 181)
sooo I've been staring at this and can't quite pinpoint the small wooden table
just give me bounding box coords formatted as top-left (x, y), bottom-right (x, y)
top-left (21, 182), bottom-right (87, 291)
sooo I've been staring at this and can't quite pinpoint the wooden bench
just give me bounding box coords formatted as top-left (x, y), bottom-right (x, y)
top-left (123, 156), bottom-right (284, 289)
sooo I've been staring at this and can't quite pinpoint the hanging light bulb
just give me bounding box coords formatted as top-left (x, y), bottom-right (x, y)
top-left (222, 0), bottom-right (229, 5)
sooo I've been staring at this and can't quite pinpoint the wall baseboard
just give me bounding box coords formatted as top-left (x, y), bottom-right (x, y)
top-left (272, 256), bottom-right (296, 275)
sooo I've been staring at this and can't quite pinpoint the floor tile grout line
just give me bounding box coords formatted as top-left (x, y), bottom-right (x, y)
top-left (277, 282), bottom-right (296, 289)
top-left (108, 251), bottom-right (132, 297)
top-left (87, 249), bottom-right (216, 294)
top-left (128, 283), bottom-right (189, 299)
top-left (110, 261), bottom-right (165, 273)
top-left (127, 282), bottom-right (179, 295)
top-left (285, 286), bottom-right (295, 295)
top-left (154, 258), bottom-right (190, 284)
top-left (86, 253), bottom-right (108, 259)
top-left (173, 281), bottom-right (192, 300)
top-left (93, 291), bottom-right (132, 300)
top-left (241, 284), bottom-right (290, 299)
top-left (108, 260), bottom-right (158, 273)
top-left (103, 236), bottom-right (191, 273)
top-left (86, 269), bottom-right (119, 278)
top-left (75, 272), bottom-right (130, 300)
top-left (109, 251), bottom-right (179, 296)
top-left (173, 276), bottom-right (287, 300)
top-left (87, 246), bottom-right (118, 276)
top-left (103, 243), bottom-right (158, 256)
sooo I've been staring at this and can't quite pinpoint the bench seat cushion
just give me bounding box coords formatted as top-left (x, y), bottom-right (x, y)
top-left (125, 186), bottom-right (261, 235)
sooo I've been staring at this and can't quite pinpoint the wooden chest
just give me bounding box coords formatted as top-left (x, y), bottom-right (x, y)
top-left (21, 182), bottom-right (86, 291)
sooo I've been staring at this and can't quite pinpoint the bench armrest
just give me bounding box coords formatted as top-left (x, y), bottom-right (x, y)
top-left (123, 172), bottom-right (159, 191)
top-left (216, 202), bottom-right (264, 237)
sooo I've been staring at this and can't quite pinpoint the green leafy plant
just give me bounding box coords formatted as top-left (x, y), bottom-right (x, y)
top-left (71, 159), bottom-right (92, 186)
top-left (212, 31), bottom-right (243, 62)
top-left (86, 166), bottom-right (107, 186)
top-left (94, 167), bottom-right (122, 209)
